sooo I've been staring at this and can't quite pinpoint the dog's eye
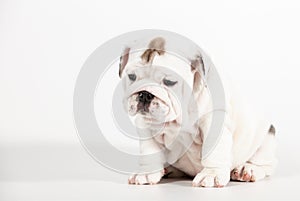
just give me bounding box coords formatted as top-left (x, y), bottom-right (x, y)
top-left (163, 79), bottom-right (178, 87)
top-left (128, 73), bottom-right (137, 81)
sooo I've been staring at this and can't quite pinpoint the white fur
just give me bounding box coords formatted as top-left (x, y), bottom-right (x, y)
top-left (121, 38), bottom-right (277, 187)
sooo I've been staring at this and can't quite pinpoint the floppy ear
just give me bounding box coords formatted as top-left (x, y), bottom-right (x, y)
top-left (119, 47), bottom-right (130, 78)
top-left (191, 55), bottom-right (206, 92)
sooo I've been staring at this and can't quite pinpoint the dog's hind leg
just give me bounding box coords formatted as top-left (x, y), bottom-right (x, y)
top-left (231, 125), bottom-right (278, 182)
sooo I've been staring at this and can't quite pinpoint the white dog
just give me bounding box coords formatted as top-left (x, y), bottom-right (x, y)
top-left (119, 37), bottom-right (277, 187)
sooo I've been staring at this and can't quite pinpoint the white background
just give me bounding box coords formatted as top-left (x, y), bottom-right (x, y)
top-left (0, 0), bottom-right (300, 200)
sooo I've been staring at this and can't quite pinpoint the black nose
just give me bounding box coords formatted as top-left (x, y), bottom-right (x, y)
top-left (138, 91), bottom-right (154, 103)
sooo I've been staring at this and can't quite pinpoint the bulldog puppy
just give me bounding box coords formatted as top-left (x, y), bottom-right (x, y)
top-left (119, 37), bottom-right (277, 187)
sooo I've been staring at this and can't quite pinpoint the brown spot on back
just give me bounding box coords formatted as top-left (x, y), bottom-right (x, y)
top-left (268, 124), bottom-right (276, 135)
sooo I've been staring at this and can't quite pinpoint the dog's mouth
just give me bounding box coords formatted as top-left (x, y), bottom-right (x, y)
top-left (136, 90), bottom-right (155, 114)
top-left (125, 83), bottom-right (180, 123)
top-left (127, 90), bottom-right (170, 120)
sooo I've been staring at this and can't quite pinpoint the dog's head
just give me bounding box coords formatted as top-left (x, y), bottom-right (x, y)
top-left (119, 37), bottom-right (207, 124)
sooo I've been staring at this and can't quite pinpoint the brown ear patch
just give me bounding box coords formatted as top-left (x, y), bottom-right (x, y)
top-left (141, 37), bottom-right (165, 63)
top-left (119, 47), bottom-right (130, 77)
top-left (191, 55), bottom-right (205, 91)
top-left (193, 71), bottom-right (201, 92)
top-left (191, 55), bottom-right (205, 75)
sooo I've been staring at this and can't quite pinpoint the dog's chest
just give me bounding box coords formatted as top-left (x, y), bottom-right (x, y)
top-left (153, 126), bottom-right (204, 177)
top-left (171, 140), bottom-right (204, 177)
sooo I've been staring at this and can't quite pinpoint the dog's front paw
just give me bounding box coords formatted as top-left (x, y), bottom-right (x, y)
top-left (192, 168), bottom-right (230, 188)
top-left (128, 169), bottom-right (165, 185)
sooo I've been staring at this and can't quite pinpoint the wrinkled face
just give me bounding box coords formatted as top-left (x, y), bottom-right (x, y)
top-left (123, 64), bottom-right (188, 123)
top-left (119, 37), bottom-right (204, 124)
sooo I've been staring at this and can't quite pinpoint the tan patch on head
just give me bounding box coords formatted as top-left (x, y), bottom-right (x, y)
top-left (141, 37), bottom-right (165, 64)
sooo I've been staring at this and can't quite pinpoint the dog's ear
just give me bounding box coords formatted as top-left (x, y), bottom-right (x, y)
top-left (141, 37), bottom-right (165, 63)
top-left (191, 55), bottom-right (206, 92)
top-left (119, 47), bottom-right (130, 78)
